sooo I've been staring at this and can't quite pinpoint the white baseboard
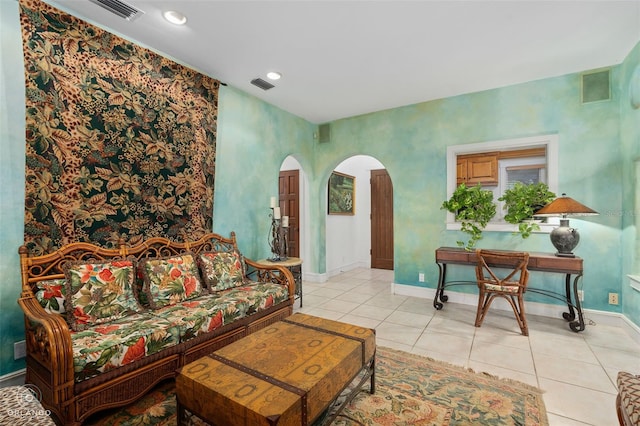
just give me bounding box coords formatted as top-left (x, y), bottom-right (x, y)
top-left (0, 368), bottom-right (25, 388)
top-left (304, 261), bottom-right (368, 283)
top-left (392, 283), bottom-right (640, 345)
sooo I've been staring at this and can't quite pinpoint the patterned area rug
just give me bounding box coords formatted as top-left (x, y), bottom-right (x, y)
top-left (86, 346), bottom-right (548, 425)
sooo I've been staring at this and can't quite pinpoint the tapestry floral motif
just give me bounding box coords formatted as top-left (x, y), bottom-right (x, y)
top-left (19, 0), bottom-right (219, 254)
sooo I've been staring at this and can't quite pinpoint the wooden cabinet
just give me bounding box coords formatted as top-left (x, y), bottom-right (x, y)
top-left (456, 152), bottom-right (498, 185)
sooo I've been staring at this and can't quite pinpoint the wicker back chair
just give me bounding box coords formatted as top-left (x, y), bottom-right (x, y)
top-left (474, 249), bottom-right (530, 336)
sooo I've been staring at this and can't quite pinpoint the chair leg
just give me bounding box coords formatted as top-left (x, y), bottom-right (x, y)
top-left (504, 295), bottom-right (528, 336)
top-left (517, 295), bottom-right (528, 336)
top-left (475, 292), bottom-right (495, 328)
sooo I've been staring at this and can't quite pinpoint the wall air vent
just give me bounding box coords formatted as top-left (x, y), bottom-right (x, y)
top-left (250, 78), bottom-right (275, 91)
top-left (582, 69), bottom-right (610, 103)
top-left (89, 0), bottom-right (144, 21)
top-left (318, 123), bottom-right (331, 144)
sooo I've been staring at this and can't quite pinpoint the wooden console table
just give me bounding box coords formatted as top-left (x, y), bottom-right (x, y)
top-left (434, 247), bottom-right (585, 332)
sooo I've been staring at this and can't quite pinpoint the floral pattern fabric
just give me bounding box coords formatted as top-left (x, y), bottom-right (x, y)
top-left (151, 295), bottom-right (248, 342)
top-left (198, 251), bottom-right (245, 291)
top-left (141, 253), bottom-right (204, 309)
top-left (35, 279), bottom-right (67, 314)
top-left (71, 312), bottom-right (179, 382)
top-left (19, 0), bottom-right (218, 254)
top-left (485, 283), bottom-right (521, 293)
top-left (217, 282), bottom-right (289, 313)
top-left (65, 260), bottom-right (140, 331)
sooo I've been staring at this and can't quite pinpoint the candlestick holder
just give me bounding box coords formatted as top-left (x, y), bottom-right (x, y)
top-left (268, 208), bottom-right (288, 261)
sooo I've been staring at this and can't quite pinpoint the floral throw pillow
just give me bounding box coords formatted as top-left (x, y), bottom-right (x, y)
top-left (140, 253), bottom-right (204, 309)
top-left (199, 251), bottom-right (246, 291)
top-left (65, 259), bottom-right (140, 331)
top-left (35, 279), bottom-right (67, 314)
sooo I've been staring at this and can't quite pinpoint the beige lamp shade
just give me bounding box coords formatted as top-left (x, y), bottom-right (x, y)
top-left (535, 194), bottom-right (598, 217)
top-left (534, 193), bottom-right (598, 257)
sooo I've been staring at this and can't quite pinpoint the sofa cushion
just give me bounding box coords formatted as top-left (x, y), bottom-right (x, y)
top-left (70, 312), bottom-right (179, 382)
top-left (198, 251), bottom-right (246, 291)
top-left (65, 259), bottom-right (140, 331)
top-left (35, 278), bottom-right (67, 315)
top-left (150, 295), bottom-right (249, 342)
top-left (217, 281), bottom-right (289, 314)
top-left (618, 371), bottom-right (640, 426)
top-left (140, 253), bottom-right (204, 309)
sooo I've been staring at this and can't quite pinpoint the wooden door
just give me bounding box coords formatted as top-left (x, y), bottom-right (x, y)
top-left (279, 170), bottom-right (300, 258)
top-left (370, 169), bottom-right (393, 269)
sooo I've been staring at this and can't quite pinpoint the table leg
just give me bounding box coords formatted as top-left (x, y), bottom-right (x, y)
top-left (434, 263), bottom-right (448, 310)
top-left (176, 398), bottom-right (185, 426)
top-left (369, 354), bottom-right (376, 394)
top-left (562, 273), bottom-right (585, 332)
top-left (292, 265), bottom-right (302, 308)
top-left (562, 273), bottom-right (576, 322)
top-left (570, 274), bottom-right (585, 332)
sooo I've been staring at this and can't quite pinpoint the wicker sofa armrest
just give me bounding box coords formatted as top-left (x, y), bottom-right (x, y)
top-left (245, 258), bottom-right (296, 304)
top-left (17, 295), bottom-right (75, 398)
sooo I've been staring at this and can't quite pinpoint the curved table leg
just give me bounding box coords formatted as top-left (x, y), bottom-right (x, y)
top-left (569, 274), bottom-right (585, 332)
top-left (434, 263), bottom-right (448, 310)
top-left (562, 273), bottom-right (576, 322)
top-left (562, 273), bottom-right (585, 332)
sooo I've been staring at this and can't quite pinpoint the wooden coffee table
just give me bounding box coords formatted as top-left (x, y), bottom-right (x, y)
top-left (176, 313), bottom-right (376, 426)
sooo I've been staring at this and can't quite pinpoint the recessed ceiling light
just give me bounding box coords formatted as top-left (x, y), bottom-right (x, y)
top-left (163, 10), bottom-right (187, 25)
top-left (266, 72), bottom-right (282, 80)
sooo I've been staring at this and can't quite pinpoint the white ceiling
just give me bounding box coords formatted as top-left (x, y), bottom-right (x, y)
top-left (46, 0), bottom-right (640, 124)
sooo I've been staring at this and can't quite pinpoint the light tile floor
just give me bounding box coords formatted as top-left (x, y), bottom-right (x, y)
top-left (294, 267), bottom-right (640, 426)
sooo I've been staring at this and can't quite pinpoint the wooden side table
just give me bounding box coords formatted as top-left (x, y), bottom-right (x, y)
top-left (256, 257), bottom-right (303, 307)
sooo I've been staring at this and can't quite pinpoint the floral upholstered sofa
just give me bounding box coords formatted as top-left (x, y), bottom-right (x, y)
top-left (18, 232), bottom-right (295, 425)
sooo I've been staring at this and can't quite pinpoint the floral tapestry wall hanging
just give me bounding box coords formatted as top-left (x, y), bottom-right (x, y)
top-left (19, 0), bottom-right (219, 254)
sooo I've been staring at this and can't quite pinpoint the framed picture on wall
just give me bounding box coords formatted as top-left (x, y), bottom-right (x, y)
top-left (328, 171), bottom-right (355, 215)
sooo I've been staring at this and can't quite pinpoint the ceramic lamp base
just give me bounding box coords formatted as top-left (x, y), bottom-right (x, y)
top-left (550, 219), bottom-right (580, 257)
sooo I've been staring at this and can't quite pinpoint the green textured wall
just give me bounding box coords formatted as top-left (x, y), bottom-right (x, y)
top-left (312, 71), bottom-right (624, 311)
top-left (1, 0), bottom-right (28, 377)
top-left (0, 0), bottom-right (637, 379)
top-left (213, 85), bottom-right (316, 261)
top-left (619, 41), bottom-right (640, 326)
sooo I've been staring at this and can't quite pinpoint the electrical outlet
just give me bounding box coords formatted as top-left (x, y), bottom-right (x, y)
top-left (14, 340), bottom-right (26, 360)
top-left (577, 290), bottom-right (584, 302)
top-left (418, 273), bottom-right (425, 282)
top-left (609, 292), bottom-right (619, 305)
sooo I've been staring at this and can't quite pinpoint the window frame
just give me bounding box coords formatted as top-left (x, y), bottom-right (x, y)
top-left (445, 134), bottom-right (559, 233)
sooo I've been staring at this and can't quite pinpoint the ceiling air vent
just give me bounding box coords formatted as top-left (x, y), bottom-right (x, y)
top-left (89, 0), bottom-right (144, 21)
top-left (251, 78), bottom-right (275, 91)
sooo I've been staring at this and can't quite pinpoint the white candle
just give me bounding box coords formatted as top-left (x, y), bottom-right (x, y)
top-left (282, 216), bottom-right (289, 228)
top-left (270, 196), bottom-right (276, 208)
top-left (274, 207), bottom-right (281, 219)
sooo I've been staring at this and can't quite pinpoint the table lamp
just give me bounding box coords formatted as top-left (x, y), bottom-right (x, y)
top-left (534, 193), bottom-right (598, 257)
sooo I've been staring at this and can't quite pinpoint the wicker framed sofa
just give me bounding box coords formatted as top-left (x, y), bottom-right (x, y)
top-left (17, 232), bottom-right (295, 425)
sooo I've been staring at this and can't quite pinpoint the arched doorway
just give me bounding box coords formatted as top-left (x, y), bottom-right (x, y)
top-left (326, 155), bottom-right (393, 275)
top-left (279, 156), bottom-right (309, 263)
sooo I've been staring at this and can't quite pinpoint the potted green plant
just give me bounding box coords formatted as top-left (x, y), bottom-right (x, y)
top-left (441, 183), bottom-right (496, 250)
top-left (498, 182), bottom-right (556, 238)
